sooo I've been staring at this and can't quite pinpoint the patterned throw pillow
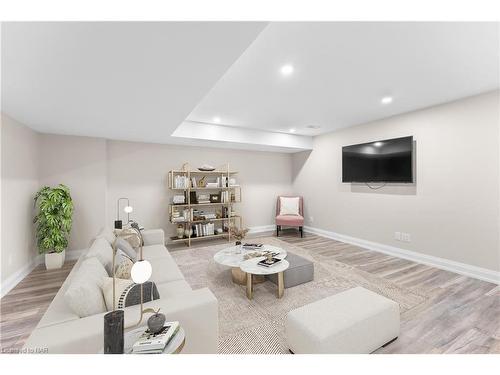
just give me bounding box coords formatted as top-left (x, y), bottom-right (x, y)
top-left (114, 250), bottom-right (134, 279)
top-left (115, 228), bottom-right (141, 249)
top-left (101, 277), bottom-right (160, 311)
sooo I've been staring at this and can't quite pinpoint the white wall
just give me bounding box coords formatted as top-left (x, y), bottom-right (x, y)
top-left (106, 140), bottom-right (292, 238)
top-left (292, 91), bottom-right (500, 272)
top-left (38, 134), bottom-right (108, 250)
top-left (1, 114), bottom-right (39, 286)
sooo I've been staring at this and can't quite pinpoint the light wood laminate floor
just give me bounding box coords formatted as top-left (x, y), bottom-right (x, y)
top-left (1, 231), bottom-right (498, 354)
top-left (1, 260), bottom-right (76, 353)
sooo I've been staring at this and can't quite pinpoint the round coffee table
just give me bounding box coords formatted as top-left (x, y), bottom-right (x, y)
top-left (239, 258), bottom-right (290, 299)
top-left (213, 245), bottom-right (287, 285)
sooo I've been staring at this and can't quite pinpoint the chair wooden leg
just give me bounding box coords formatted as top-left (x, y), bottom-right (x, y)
top-left (299, 226), bottom-right (303, 238)
top-left (276, 225), bottom-right (279, 237)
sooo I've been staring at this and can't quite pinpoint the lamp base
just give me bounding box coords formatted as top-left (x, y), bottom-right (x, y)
top-left (104, 310), bottom-right (124, 354)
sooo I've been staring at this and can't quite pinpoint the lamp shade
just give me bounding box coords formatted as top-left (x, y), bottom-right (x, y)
top-left (131, 260), bottom-right (152, 284)
top-left (124, 205), bottom-right (134, 214)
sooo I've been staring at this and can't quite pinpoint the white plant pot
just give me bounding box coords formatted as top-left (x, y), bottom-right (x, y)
top-left (45, 250), bottom-right (66, 270)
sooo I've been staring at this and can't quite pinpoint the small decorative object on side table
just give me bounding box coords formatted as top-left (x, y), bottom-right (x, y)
top-left (230, 226), bottom-right (249, 254)
top-left (146, 308), bottom-right (166, 334)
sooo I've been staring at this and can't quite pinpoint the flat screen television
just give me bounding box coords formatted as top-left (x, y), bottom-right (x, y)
top-left (342, 136), bottom-right (413, 183)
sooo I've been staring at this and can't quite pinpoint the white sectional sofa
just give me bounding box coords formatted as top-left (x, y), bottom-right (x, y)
top-left (24, 229), bottom-right (218, 354)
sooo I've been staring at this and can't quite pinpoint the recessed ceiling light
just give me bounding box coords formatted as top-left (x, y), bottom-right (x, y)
top-left (213, 116), bottom-right (221, 123)
top-left (280, 64), bottom-right (294, 76)
top-left (381, 96), bottom-right (393, 104)
top-left (306, 125), bottom-right (321, 129)
top-left (289, 128), bottom-right (296, 133)
top-left (374, 142), bottom-right (383, 147)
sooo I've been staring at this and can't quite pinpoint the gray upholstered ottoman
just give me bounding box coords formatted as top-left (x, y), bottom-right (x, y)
top-left (266, 252), bottom-right (313, 288)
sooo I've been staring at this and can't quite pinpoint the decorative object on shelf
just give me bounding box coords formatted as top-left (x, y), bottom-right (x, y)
top-left (145, 308), bottom-right (166, 334)
top-left (176, 225), bottom-right (184, 239)
top-left (34, 184), bottom-right (73, 270)
top-left (198, 164), bottom-right (216, 171)
top-left (104, 309), bottom-right (124, 354)
top-left (216, 228), bottom-right (223, 234)
top-left (189, 191), bottom-right (198, 204)
top-left (184, 228), bottom-right (192, 238)
top-left (210, 193), bottom-right (220, 203)
top-left (198, 176), bottom-right (207, 187)
top-left (115, 197), bottom-right (133, 229)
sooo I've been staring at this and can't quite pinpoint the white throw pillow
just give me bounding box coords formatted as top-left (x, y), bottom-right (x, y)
top-left (280, 197), bottom-right (300, 216)
top-left (64, 257), bottom-right (108, 317)
top-left (86, 237), bottom-right (114, 273)
top-left (95, 227), bottom-right (116, 245)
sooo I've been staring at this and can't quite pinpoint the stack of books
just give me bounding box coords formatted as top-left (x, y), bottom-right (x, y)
top-left (174, 175), bottom-right (189, 189)
top-left (192, 222), bottom-right (215, 237)
top-left (132, 321), bottom-right (180, 354)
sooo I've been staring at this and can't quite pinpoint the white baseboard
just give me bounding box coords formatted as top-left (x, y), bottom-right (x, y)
top-left (1, 257), bottom-right (39, 298)
top-left (304, 226), bottom-right (500, 285)
top-left (1, 248), bottom-right (85, 298)
top-left (248, 225), bottom-right (276, 234)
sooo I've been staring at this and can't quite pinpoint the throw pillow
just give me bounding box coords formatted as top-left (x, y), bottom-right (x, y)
top-left (114, 250), bottom-right (134, 279)
top-left (115, 237), bottom-right (137, 261)
top-left (116, 228), bottom-right (141, 249)
top-left (280, 196), bottom-right (300, 216)
top-left (95, 227), bottom-right (116, 244)
top-left (101, 277), bottom-right (160, 311)
top-left (86, 237), bottom-right (114, 274)
top-left (64, 257), bottom-right (108, 317)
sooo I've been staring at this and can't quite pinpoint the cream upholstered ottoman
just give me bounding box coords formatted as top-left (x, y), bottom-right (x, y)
top-left (285, 287), bottom-right (400, 354)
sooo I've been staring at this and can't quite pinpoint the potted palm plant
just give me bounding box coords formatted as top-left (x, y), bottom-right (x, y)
top-left (34, 184), bottom-right (73, 270)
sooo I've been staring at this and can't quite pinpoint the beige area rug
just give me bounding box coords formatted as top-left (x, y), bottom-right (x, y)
top-left (170, 237), bottom-right (428, 354)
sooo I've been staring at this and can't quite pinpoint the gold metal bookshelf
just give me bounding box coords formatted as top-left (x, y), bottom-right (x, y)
top-left (168, 163), bottom-right (242, 246)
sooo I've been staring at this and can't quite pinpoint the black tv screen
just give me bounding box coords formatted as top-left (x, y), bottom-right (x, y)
top-left (342, 136), bottom-right (413, 183)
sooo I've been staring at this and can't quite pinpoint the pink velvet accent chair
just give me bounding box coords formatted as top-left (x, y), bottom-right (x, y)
top-left (276, 196), bottom-right (304, 237)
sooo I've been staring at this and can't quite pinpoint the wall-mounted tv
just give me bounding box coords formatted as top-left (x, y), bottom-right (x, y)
top-left (342, 136), bottom-right (413, 183)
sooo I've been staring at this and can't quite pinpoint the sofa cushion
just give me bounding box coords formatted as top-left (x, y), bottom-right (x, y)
top-left (156, 279), bottom-right (192, 298)
top-left (86, 237), bottom-right (114, 273)
top-left (64, 257), bottom-right (108, 318)
top-left (142, 244), bottom-right (170, 260)
top-left (276, 214), bottom-right (304, 226)
top-left (149, 255), bottom-right (185, 284)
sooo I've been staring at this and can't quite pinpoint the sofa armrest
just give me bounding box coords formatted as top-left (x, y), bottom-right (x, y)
top-left (142, 229), bottom-right (165, 246)
top-left (23, 288), bottom-right (218, 354)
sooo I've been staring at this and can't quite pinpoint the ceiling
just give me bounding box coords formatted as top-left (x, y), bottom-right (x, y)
top-left (1, 22), bottom-right (267, 143)
top-left (2, 22), bottom-right (499, 152)
top-left (187, 22), bottom-right (499, 136)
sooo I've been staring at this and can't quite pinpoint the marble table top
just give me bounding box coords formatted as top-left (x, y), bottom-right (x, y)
top-left (213, 244), bottom-right (287, 268)
top-left (240, 257), bottom-right (290, 276)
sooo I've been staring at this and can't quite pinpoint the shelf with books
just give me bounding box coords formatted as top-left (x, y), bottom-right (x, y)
top-left (169, 232), bottom-right (231, 243)
top-left (167, 163), bottom-right (242, 247)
